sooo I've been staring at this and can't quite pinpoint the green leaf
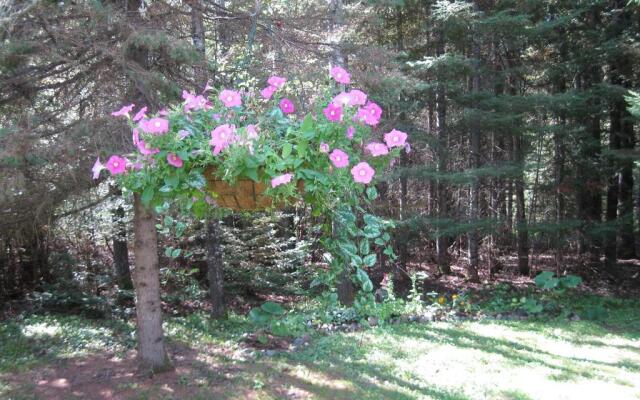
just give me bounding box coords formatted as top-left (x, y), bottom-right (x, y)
top-left (261, 301), bottom-right (285, 315)
top-left (366, 186), bottom-right (378, 200)
top-left (356, 268), bottom-right (373, 292)
top-left (383, 247), bottom-right (397, 259)
top-left (339, 242), bottom-right (358, 257)
top-left (301, 113), bottom-right (314, 133)
top-left (363, 253), bottom-right (377, 267)
top-left (359, 239), bottom-right (370, 255)
top-left (350, 255), bottom-right (363, 267)
top-left (164, 174), bottom-right (179, 188)
top-left (560, 275), bottom-right (582, 289)
top-left (187, 172), bottom-right (206, 189)
top-left (374, 238), bottom-right (385, 246)
top-left (382, 232), bottom-right (391, 242)
top-left (534, 271), bottom-right (557, 289)
top-left (171, 248), bottom-right (181, 258)
top-left (356, 268), bottom-right (369, 284)
top-left (363, 225), bottom-right (381, 239)
top-left (364, 214), bottom-right (383, 229)
top-left (141, 187), bottom-right (154, 205)
top-left (249, 308), bottom-right (270, 325)
top-left (310, 278), bottom-right (323, 288)
top-left (297, 141), bottom-right (308, 158)
top-left (245, 168), bottom-right (259, 182)
top-left (282, 143), bottom-right (293, 159)
top-left (164, 247), bottom-right (173, 258)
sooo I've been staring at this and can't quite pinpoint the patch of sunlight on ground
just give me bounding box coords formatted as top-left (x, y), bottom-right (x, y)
top-left (22, 322), bottom-right (61, 337)
top-left (377, 321), bottom-right (640, 400)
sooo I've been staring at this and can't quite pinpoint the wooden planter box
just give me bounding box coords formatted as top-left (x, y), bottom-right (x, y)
top-left (205, 167), bottom-right (303, 211)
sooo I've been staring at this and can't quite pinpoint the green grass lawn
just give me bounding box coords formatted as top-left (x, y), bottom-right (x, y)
top-left (1, 296), bottom-right (639, 399)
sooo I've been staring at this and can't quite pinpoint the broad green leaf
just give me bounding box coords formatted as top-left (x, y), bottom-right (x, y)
top-left (171, 248), bottom-right (181, 258)
top-left (249, 308), bottom-right (270, 325)
top-left (359, 239), bottom-right (370, 255)
top-left (366, 186), bottom-right (378, 200)
top-left (561, 275), bottom-right (582, 289)
top-left (282, 143), bottom-right (293, 159)
top-left (245, 167), bottom-right (259, 181)
top-left (350, 255), bottom-right (364, 267)
top-left (356, 268), bottom-right (369, 284)
top-left (339, 242), bottom-right (358, 257)
top-left (164, 174), bottom-right (179, 188)
top-left (297, 141), bottom-right (308, 158)
top-left (141, 187), bottom-right (154, 205)
top-left (301, 113), bottom-right (314, 132)
top-left (363, 225), bottom-right (381, 239)
top-left (363, 253), bottom-right (377, 267)
top-left (261, 301), bottom-right (285, 315)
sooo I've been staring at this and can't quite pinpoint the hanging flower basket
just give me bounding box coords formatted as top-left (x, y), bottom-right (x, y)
top-left (204, 166), bottom-right (304, 211)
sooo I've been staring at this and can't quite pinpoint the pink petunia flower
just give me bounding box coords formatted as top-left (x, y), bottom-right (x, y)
top-left (319, 142), bottom-right (330, 153)
top-left (348, 89), bottom-right (367, 106)
top-left (356, 101), bottom-right (382, 126)
top-left (167, 153), bottom-right (183, 168)
top-left (219, 89), bottom-right (242, 107)
top-left (346, 126), bottom-right (355, 139)
top-left (357, 101), bottom-right (382, 126)
top-left (366, 142), bottom-right (389, 157)
top-left (261, 86), bottom-right (277, 99)
top-left (137, 139), bottom-right (159, 155)
top-left (132, 128), bottom-right (140, 145)
top-left (247, 124), bottom-right (259, 139)
top-left (329, 149), bottom-right (349, 168)
top-left (279, 98), bottom-right (295, 114)
top-left (210, 124), bottom-right (237, 155)
top-left (330, 66), bottom-right (350, 85)
top-left (183, 92), bottom-right (209, 112)
top-left (140, 117), bottom-right (169, 135)
top-left (271, 173), bottom-right (293, 188)
top-left (178, 129), bottom-right (191, 139)
top-left (323, 103), bottom-right (343, 122)
top-left (111, 104), bottom-right (135, 117)
top-left (105, 155), bottom-right (127, 175)
top-left (351, 161), bottom-right (375, 184)
top-left (133, 106), bottom-right (147, 122)
top-left (203, 81), bottom-right (214, 93)
top-left (92, 157), bottom-right (104, 180)
top-left (384, 129), bottom-right (408, 148)
top-left (267, 76), bottom-right (287, 89)
top-left (331, 92), bottom-right (352, 107)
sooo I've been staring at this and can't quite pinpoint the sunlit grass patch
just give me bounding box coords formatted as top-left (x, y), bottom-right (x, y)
top-left (0, 314), bottom-right (135, 372)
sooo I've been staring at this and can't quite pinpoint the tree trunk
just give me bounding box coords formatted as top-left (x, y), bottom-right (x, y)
top-left (576, 7), bottom-right (603, 260)
top-left (133, 193), bottom-right (171, 372)
top-left (206, 219), bottom-right (225, 318)
top-left (113, 204), bottom-right (133, 290)
top-left (514, 134), bottom-right (529, 275)
top-left (618, 110), bottom-right (635, 259)
top-left (189, 0), bottom-right (207, 91)
top-left (467, 36), bottom-right (480, 282)
top-left (553, 116), bottom-right (566, 275)
top-left (435, 29), bottom-right (450, 275)
top-left (604, 95), bottom-right (621, 270)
